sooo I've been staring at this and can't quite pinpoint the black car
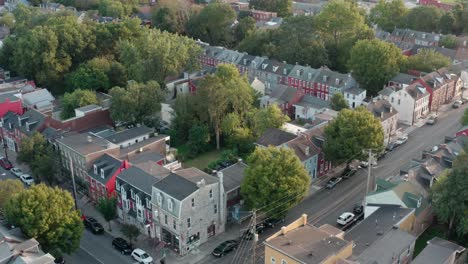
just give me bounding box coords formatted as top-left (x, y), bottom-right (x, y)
top-left (242, 224), bottom-right (266, 240)
top-left (112, 237), bottom-right (132, 254)
top-left (264, 217), bottom-right (285, 228)
top-left (83, 217), bottom-right (104, 234)
top-left (376, 151), bottom-right (387, 161)
top-left (353, 204), bottom-right (364, 215)
top-left (386, 142), bottom-right (398, 151)
top-left (54, 257), bottom-right (65, 264)
top-left (212, 240), bottom-right (238, 257)
top-left (342, 167), bottom-right (357, 179)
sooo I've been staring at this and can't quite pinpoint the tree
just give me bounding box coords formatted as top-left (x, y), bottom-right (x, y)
top-left (241, 147), bottom-right (310, 217)
top-left (314, 0), bottom-right (373, 71)
top-left (439, 13), bottom-right (455, 34)
top-left (462, 109), bottom-right (468, 126)
top-left (170, 94), bottom-right (200, 146)
top-left (61, 89), bottom-right (99, 119)
top-left (97, 197), bottom-right (117, 231)
top-left (404, 6), bottom-right (443, 32)
top-left (439, 35), bottom-right (458, 49)
top-left (404, 49), bottom-right (451, 73)
top-left (187, 124), bottom-right (211, 157)
top-left (120, 223), bottom-right (140, 246)
top-left (5, 184), bottom-right (83, 255)
top-left (249, 0), bottom-right (292, 17)
top-left (186, 2), bottom-right (236, 46)
top-left (348, 39), bottom-right (405, 96)
top-left (369, 0), bottom-right (407, 32)
top-left (431, 151), bottom-right (468, 237)
top-left (250, 105), bottom-right (290, 137)
top-left (98, 0), bottom-right (135, 18)
top-left (0, 180), bottom-right (24, 208)
top-left (118, 29), bottom-right (202, 83)
top-left (323, 107), bottom-right (384, 165)
top-left (234, 16), bottom-right (256, 45)
top-left (330, 93), bottom-right (349, 111)
top-left (109, 81), bottom-right (164, 126)
top-left (151, 0), bottom-right (191, 34)
top-left (196, 64), bottom-right (254, 149)
top-left (0, 13), bottom-right (15, 29)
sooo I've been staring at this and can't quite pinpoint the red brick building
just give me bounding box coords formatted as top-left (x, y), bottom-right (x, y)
top-left (0, 92), bottom-right (23, 118)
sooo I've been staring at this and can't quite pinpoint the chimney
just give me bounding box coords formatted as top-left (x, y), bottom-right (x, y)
top-left (196, 179), bottom-right (206, 188)
top-left (302, 214), bottom-right (307, 225)
top-left (323, 75), bottom-right (328, 82)
top-left (281, 226), bottom-right (288, 236)
top-left (305, 146), bottom-right (310, 156)
top-left (87, 135), bottom-right (93, 143)
top-left (335, 78), bottom-right (340, 85)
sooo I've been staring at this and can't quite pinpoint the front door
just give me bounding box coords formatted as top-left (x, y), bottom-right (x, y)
top-left (207, 224), bottom-right (215, 237)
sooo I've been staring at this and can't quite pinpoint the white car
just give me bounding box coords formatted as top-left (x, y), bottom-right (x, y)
top-left (20, 174), bottom-right (34, 186)
top-left (337, 212), bottom-right (355, 226)
top-left (10, 167), bottom-right (23, 177)
top-left (131, 248), bottom-right (153, 264)
top-left (396, 136), bottom-right (408, 145)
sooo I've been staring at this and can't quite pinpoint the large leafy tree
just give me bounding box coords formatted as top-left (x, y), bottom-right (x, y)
top-left (241, 147), bottom-right (310, 217)
top-left (431, 151), bottom-right (468, 237)
top-left (330, 93), bottom-right (349, 111)
top-left (439, 13), bottom-right (455, 34)
top-left (404, 5), bottom-right (443, 32)
top-left (348, 39), bottom-right (405, 96)
top-left (118, 29), bottom-right (202, 83)
top-left (439, 35), bottom-right (457, 49)
top-left (120, 223), bottom-right (140, 245)
top-left (404, 49), bottom-right (451, 73)
top-left (151, 0), bottom-right (192, 34)
top-left (0, 180), bottom-right (24, 208)
top-left (369, 0), bottom-right (407, 32)
top-left (97, 197), bottom-right (117, 231)
top-left (234, 16), bottom-right (256, 45)
top-left (170, 94), bottom-right (200, 146)
top-left (61, 89), bottom-right (99, 119)
top-left (5, 184), bottom-right (83, 255)
top-left (187, 124), bottom-right (211, 157)
top-left (249, 0), bottom-right (292, 17)
top-left (249, 105), bottom-right (290, 137)
top-left (314, 0), bottom-right (373, 71)
top-left (196, 64), bottom-right (254, 149)
top-left (323, 107), bottom-right (385, 165)
top-left (109, 81), bottom-right (164, 126)
top-left (186, 2), bottom-right (236, 46)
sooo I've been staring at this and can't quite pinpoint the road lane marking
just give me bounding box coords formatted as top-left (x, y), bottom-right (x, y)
top-left (79, 245), bottom-right (105, 264)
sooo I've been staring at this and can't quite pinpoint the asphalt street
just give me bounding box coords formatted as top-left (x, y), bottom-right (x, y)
top-left (197, 104), bottom-right (467, 264)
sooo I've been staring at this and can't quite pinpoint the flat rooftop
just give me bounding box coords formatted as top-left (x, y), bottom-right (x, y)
top-left (57, 133), bottom-right (118, 155)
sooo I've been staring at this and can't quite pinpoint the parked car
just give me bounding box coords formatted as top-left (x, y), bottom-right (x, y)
top-left (342, 167), bottom-right (357, 179)
top-left (337, 212), bottom-right (355, 226)
top-left (131, 249), bottom-right (153, 264)
top-left (242, 223), bottom-right (266, 240)
top-left (0, 158), bottom-right (13, 170)
top-left (359, 159), bottom-right (377, 168)
top-left (112, 237), bottom-right (132, 254)
top-left (453, 100), bottom-right (462, 108)
top-left (10, 167), bottom-right (23, 177)
top-left (376, 151), bottom-right (387, 161)
top-left (386, 142), bottom-right (398, 151)
top-left (326, 177), bottom-right (342, 189)
top-left (263, 217), bottom-right (285, 228)
top-left (426, 115), bottom-right (437, 125)
top-left (212, 240), bottom-right (238, 257)
top-left (353, 204), bottom-right (364, 215)
top-left (396, 136), bottom-right (408, 145)
top-left (20, 174), bottom-right (34, 186)
top-left (54, 257), bottom-right (65, 264)
top-left (83, 217), bottom-right (104, 234)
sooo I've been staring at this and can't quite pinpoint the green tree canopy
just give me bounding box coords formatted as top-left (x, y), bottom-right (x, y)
top-left (404, 5), bottom-right (443, 32)
top-left (249, 105), bottom-right (290, 137)
top-left (98, 0), bottom-right (135, 18)
top-left (196, 64), bottom-right (254, 149)
top-left (241, 146), bottom-right (310, 217)
top-left (234, 16), bottom-right (256, 45)
top-left (120, 223), bottom-right (140, 245)
top-left (5, 184), bottom-right (83, 255)
top-left (151, 0), bottom-right (191, 34)
top-left (118, 29), bottom-right (202, 83)
top-left (187, 124), bottom-right (211, 157)
top-left (0, 13), bottom-right (16, 29)
top-left (97, 197), bottom-right (117, 231)
top-left (249, 0), bottom-right (292, 17)
top-left (431, 151), bottom-right (468, 237)
top-left (186, 2), bottom-right (236, 46)
top-left (330, 93), bottom-right (349, 111)
top-left (323, 107), bottom-right (385, 164)
top-left (439, 35), bottom-right (458, 49)
top-left (61, 89), bottom-right (99, 119)
top-left (170, 94), bottom-right (200, 146)
top-left (369, 0), bottom-right (407, 32)
top-left (404, 49), bottom-right (451, 73)
top-left (348, 39), bottom-right (405, 96)
top-left (0, 180), bottom-right (24, 208)
top-left (109, 81), bottom-right (164, 126)
top-left (438, 13), bottom-right (455, 34)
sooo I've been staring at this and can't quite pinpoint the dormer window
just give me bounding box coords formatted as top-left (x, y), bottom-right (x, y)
top-left (136, 195), bottom-right (140, 205)
top-left (168, 199), bottom-right (173, 211)
top-left (262, 63), bottom-right (267, 70)
top-left (116, 180), bottom-right (120, 191)
top-left (93, 165), bottom-right (97, 174)
top-left (146, 197), bottom-right (151, 209)
top-left (100, 169), bottom-right (105, 179)
top-left (131, 189), bottom-right (135, 200)
top-left (157, 193), bottom-right (162, 205)
top-left (121, 186), bottom-right (126, 199)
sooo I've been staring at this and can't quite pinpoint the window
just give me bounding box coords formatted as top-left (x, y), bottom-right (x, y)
top-left (146, 197), bottom-right (151, 209)
top-left (100, 169), bottom-right (105, 178)
top-left (391, 97), bottom-right (394, 103)
top-left (398, 99), bottom-right (401, 105)
top-left (121, 186), bottom-right (126, 198)
top-left (173, 220), bottom-right (177, 230)
top-left (116, 180), bottom-right (120, 191)
top-left (93, 165), bottom-right (97, 174)
top-left (187, 218), bottom-right (191, 228)
top-left (191, 198), bottom-right (195, 208)
top-left (270, 257), bottom-right (276, 264)
top-left (164, 215), bottom-right (168, 225)
top-left (136, 195), bottom-right (141, 206)
top-left (157, 193), bottom-right (162, 205)
top-left (281, 260), bottom-right (287, 264)
top-left (214, 204), bottom-right (218, 214)
top-left (137, 209), bottom-right (143, 218)
top-left (153, 210), bottom-right (158, 219)
top-left (209, 189), bottom-right (213, 199)
top-left (168, 199), bottom-right (173, 211)
top-left (131, 189), bottom-right (135, 199)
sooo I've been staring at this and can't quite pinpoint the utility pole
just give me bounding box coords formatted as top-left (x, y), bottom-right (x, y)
top-left (69, 156), bottom-right (79, 211)
top-left (252, 210), bottom-right (257, 264)
top-left (365, 149), bottom-right (372, 202)
top-left (0, 125), bottom-right (8, 161)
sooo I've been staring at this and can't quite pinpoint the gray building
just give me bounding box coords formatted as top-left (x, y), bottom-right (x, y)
top-left (152, 168), bottom-right (224, 256)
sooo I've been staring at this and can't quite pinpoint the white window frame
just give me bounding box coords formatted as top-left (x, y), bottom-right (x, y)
top-left (168, 199), bottom-right (173, 211)
top-left (271, 257), bottom-right (276, 264)
top-left (100, 169), bottom-right (105, 178)
top-left (116, 180), bottom-right (120, 191)
top-left (136, 195), bottom-right (141, 206)
top-left (93, 164), bottom-right (97, 174)
top-left (146, 197), bottom-right (151, 209)
top-left (131, 189), bottom-right (135, 200)
top-left (157, 193), bottom-right (162, 205)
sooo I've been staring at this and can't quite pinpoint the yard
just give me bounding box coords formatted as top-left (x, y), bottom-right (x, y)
top-left (439, 0), bottom-right (460, 3)
top-left (413, 224), bottom-right (447, 258)
top-left (182, 149), bottom-right (224, 170)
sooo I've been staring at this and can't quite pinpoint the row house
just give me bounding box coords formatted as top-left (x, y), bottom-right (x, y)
top-left (0, 92), bottom-right (23, 118)
top-left (117, 165), bottom-right (170, 238)
top-left (284, 134), bottom-right (321, 179)
top-left (388, 73), bottom-right (418, 88)
top-left (217, 161), bottom-right (248, 223)
top-left (388, 28), bottom-right (442, 47)
top-left (379, 84), bottom-right (430, 125)
top-left (418, 0), bottom-right (455, 11)
top-left (1, 109), bottom-right (46, 152)
top-left (293, 95), bottom-right (330, 120)
top-left (20, 88), bottom-right (55, 113)
top-left (344, 86), bottom-right (367, 109)
top-left (417, 68), bottom-right (460, 112)
top-left (250, 10), bottom-right (277, 21)
top-left (367, 98), bottom-right (399, 146)
top-left (260, 85), bottom-right (304, 117)
top-left (256, 59), bottom-right (292, 89)
top-left (237, 54), bottom-right (267, 80)
top-left (87, 154), bottom-right (130, 203)
top-left (152, 168), bottom-right (224, 255)
top-left (198, 44), bottom-right (224, 68)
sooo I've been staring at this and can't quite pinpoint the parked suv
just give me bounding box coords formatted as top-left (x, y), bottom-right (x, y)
top-left (112, 237), bottom-right (132, 254)
top-left (263, 217), bottom-right (285, 228)
top-left (83, 217), bottom-right (104, 234)
top-left (326, 177), bottom-right (342, 189)
top-left (337, 212), bottom-right (355, 226)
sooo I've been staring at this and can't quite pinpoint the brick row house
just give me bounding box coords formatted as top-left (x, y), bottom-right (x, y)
top-left (1, 109), bottom-right (46, 152)
top-left (367, 98), bottom-right (399, 145)
top-left (416, 69), bottom-right (461, 112)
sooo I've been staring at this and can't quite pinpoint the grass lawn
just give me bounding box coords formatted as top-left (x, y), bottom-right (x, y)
top-left (413, 225), bottom-right (447, 258)
top-left (440, 0), bottom-right (460, 3)
top-left (182, 149), bottom-right (224, 170)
